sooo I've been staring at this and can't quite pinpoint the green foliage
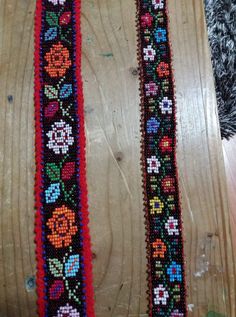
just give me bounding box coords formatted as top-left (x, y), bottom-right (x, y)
top-left (46, 162), bottom-right (60, 181)
top-left (46, 12), bottom-right (58, 26)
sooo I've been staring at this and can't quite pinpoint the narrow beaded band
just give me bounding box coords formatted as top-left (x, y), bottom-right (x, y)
top-left (34, 0), bottom-right (95, 316)
top-left (136, 0), bottom-right (187, 316)
top-left (34, 0), bottom-right (187, 315)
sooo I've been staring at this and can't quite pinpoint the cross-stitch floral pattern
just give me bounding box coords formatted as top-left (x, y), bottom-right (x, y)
top-left (152, 239), bottom-right (167, 258)
top-left (147, 156), bottom-right (161, 173)
top-left (147, 117), bottom-right (160, 133)
top-left (55, 304), bottom-right (80, 317)
top-left (47, 205), bottom-right (78, 248)
top-left (35, 0), bottom-right (94, 315)
top-left (159, 135), bottom-right (173, 153)
top-left (156, 61), bottom-right (170, 77)
top-left (165, 216), bottom-right (179, 235)
top-left (45, 42), bottom-right (71, 78)
top-left (159, 97), bottom-right (173, 114)
top-left (162, 176), bottom-right (175, 193)
top-left (144, 45), bottom-right (156, 61)
top-left (150, 196), bottom-right (164, 214)
top-left (48, 0), bottom-right (66, 5)
top-left (167, 262), bottom-right (182, 282)
top-left (152, 0), bottom-right (164, 9)
top-left (170, 310), bottom-right (184, 317)
top-left (154, 284), bottom-right (169, 305)
top-left (141, 13), bottom-right (153, 27)
top-left (137, 0), bottom-right (186, 315)
top-left (155, 27), bottom-right (167, 43)
top-left (145, 81), bottom-right (159, 96)
top-left (47, 120), bottom-right (74, 154)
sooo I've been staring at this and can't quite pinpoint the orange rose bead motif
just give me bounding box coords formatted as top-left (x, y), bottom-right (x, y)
top-left (47, 205), bottom-right (78, 248)
top-left (45, 42), bottom-right (72, 78)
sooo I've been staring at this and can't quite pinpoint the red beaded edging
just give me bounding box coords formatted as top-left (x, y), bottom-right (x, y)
top-left (34, 0), bottom-right (46, 315)
top-left (34, 0), bottom-right (95, 315)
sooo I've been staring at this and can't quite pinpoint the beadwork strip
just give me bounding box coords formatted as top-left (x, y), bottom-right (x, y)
top-left (34, 0), bottom-right (95, 316)
top-left (136, 0), bottom-right (187, 316)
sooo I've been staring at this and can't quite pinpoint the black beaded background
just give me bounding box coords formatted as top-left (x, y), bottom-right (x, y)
top-left (137, 0), bottom-right (187, 316)
top-left (40, 0), bottom-right (86, 315)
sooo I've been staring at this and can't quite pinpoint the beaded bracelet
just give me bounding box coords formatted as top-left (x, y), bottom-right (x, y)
top-left (136, 0), bottom-right (187, 315)
top-left (34, 0), bottom-right (95, 315)
top-left (34, 0), bottom-right (187, 316)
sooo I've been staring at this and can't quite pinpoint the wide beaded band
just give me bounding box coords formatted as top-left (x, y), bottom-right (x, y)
top-left (136, 0), bottom-right (187, 316)
top-left (34, 0), bottom-right (95, 316)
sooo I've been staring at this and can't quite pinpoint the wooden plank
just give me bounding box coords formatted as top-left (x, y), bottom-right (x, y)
top-left (168, 1), bottom-right (236, 316)
top-left (223, 136), bottom-right (236, 245)
top-left (0, 0), bottom-right (235, 316)
top-left (0, 1), bottom-right (36, 316)
top-left (81, 0), bottom-right (147, 315)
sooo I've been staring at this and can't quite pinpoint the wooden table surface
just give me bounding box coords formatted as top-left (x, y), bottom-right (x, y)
top-left (0, 0), bottom-right (235, 316)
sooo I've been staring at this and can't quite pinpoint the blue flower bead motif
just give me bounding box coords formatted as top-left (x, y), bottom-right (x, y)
top-left (147, 117), bottom-right (160, 133)
top-left (167, 261), bottom-right (182, 282)
top-left (155, 27), bottom-right (167, 43)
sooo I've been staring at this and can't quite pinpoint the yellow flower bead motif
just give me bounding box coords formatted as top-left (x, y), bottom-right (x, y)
top-left (150, 196), bottom-right (164, 215)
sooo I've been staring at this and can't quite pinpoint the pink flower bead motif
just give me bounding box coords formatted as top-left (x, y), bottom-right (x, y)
top-left (162, 176), bottom-right (175, 193)
top-left (141, 13), bottom-right (153, 28)
top-left (54, 303), bottom-right (80, 317)
top-left (145, 81), bottom-right (159, 97)
top-left (143, 45), bottom-right (156, 61)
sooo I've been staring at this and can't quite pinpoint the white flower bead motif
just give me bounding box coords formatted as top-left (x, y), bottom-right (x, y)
top-left (55, 303), bottom-right (80, 317)
top-left (147, 156), bottom-right (161, 173)
top-left (47, 120), bottom-right (74, 155)
top-left (154, 284), bottom-right (169, 305)
top-left (143, 45), bottom-right (156, 61)
top-left (170, 310), bottom-right (184, 317)
top-left (48, 0), bottom-right (66, 5)
top-left (159, 97), bottom-right (173, 114)
top-left (165, 216), bottom-right (179, 235)
top-left (152, 0), bottom-right (164, 9)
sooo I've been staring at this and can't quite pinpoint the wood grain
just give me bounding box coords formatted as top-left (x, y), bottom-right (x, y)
top-left (0, 0), bottom-right (235, 316)
top-left (82, 0), bottom-right (147, 315)
top-left (169, 2), bottom-right (236, 316)
top-left (0, 0), bottom-right (36, 316)
top-left (223, 136), bottom-right (236, 247)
